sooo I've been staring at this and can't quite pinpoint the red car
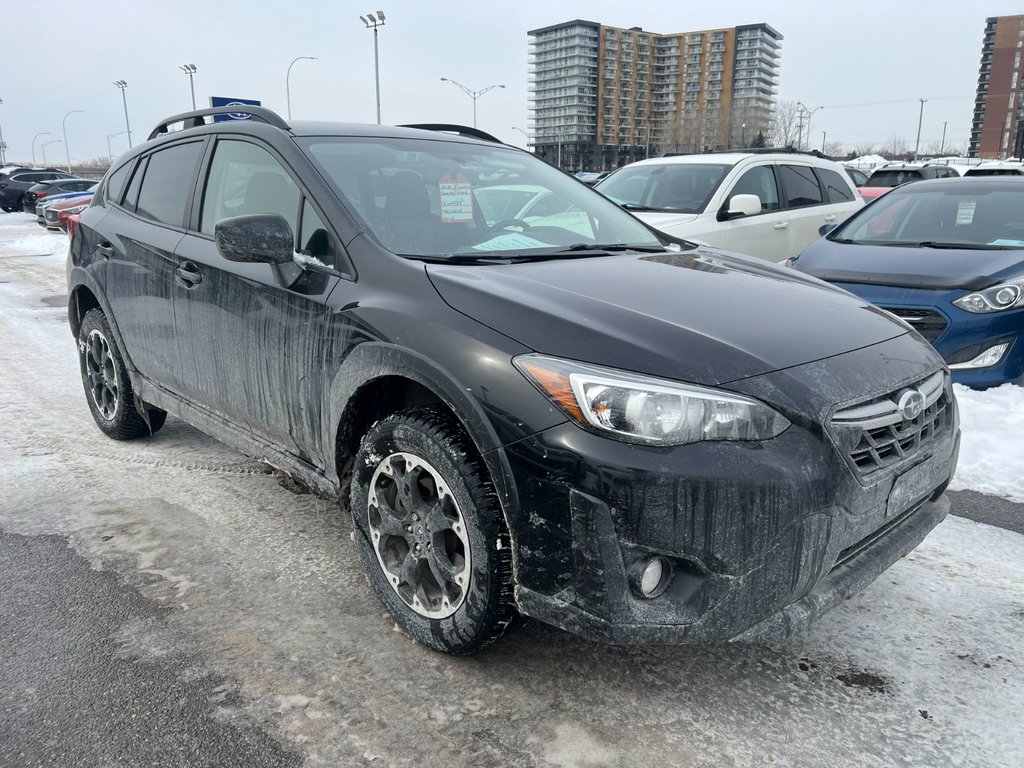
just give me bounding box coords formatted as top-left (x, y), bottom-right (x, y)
top-left (44, 194), bottom-right (93, 232)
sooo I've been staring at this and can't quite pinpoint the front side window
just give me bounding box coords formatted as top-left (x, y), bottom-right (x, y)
top-left (596, 162), bottom-right (731, 214)
top-left (779, 164), bottom-right (824, 208)
top-left (729, 165), bottom-right (779, 211)
top-left (200, 139), bottom-right (300, 237)
top-left (135, 141), bottom-right (205, 226)
top-left (301, 137), bottom-right (662, 258)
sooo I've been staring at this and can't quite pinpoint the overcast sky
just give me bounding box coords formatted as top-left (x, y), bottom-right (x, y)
top-left (2, 0), bottom-right (1021, 165)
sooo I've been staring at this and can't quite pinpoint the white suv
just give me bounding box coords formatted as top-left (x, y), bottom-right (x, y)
top-left (594, 152), bottom-right (863, 261)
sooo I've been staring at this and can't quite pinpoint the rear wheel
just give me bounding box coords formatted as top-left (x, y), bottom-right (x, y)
top-left (350, 406), bottom-right (515, 654)
top-left (77, 308), bottom-right (166, 439)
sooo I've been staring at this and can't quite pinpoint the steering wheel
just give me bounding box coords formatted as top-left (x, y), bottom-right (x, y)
top-left (489, 218), bottom-right (532, 233)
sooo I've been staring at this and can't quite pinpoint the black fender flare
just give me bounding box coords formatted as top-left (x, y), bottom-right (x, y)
top-left (67, 267), bottom-right (139, 376)
top-left (324, 342), bottom-right (522, 563)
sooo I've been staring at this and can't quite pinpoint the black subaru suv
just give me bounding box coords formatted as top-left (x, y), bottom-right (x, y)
top-left (68, 106), bottom-right (960, 653)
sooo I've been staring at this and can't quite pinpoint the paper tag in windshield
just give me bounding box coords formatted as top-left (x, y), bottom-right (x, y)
top-left (956, 199), bottom-right (976, 226)
top-left (439, 172), bottom-right (474, 223)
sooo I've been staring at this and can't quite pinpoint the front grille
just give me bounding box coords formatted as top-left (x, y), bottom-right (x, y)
top-left (830, 370), bottom-right (952, 480)
top-left (882, 307), bottom-right (948, 342)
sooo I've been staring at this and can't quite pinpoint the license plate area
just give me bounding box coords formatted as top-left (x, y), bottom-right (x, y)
top-left (886, 456), bottom-right (941, 517)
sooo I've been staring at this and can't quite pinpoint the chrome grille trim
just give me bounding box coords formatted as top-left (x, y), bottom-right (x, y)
top-left (829, 370), bottom-right (952, 479)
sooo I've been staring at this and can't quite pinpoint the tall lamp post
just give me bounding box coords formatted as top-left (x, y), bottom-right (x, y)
top-left (359, 11), bottom-right (386, 125)
top-left (0, 97), bottom-right (6, 166)
top-left (439, 78), bottom-right (505, 129)
top-left (106, 131), bottom-right (129, 162)
top-left (913, 98), bottom-right (928, 160)
top-left (179, 64), bottom-right (198, 110)
top-left (797, 102), bottom-right (822, 150)
top-left (113, 81), bottom-right (132, 148)
top-left (31, 131), bottom-right (50, 167)
top-left (511, 126), bottom-right (533, 150)
top-left (41, 139), bottom-right (62, 167)
top-left (62, 109), bottom-right (83, 174)
top-left (286, 56), bottom-right (318, 120)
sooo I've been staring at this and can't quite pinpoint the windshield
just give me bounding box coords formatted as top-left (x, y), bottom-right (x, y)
top-left (298, 136), bottom-right (662, 259)
top-left (865, 170), bottom-right (922, 188)
top-left (595, 163), bottom-right (731, 214)
top-left (830, 184), bottom-right (1024, 248)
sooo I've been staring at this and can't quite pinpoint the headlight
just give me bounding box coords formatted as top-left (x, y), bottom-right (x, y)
top-left (63, 204), bottom-right (89, 215)
top-left (953, 275), bottom-right (1024, 313)
top-left (514, 354), bottom-right (791, 446)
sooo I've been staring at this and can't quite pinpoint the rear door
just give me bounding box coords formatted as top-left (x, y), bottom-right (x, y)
top-left (94, 139), bottom-right (206, 392)
top-left (172, 136), bottom-right (345, 464)
top-left (777, 163), bottom-right (852, 255)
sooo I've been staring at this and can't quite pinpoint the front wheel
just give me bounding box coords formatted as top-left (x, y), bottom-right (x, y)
top-left (350, 406), bottom-right (515, 654)
top-left (77, 308), bottom-right (166, 439)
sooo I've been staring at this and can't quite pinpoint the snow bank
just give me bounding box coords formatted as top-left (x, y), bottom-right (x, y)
top-left (951, 383), bottom-right (1024, 502)
top-left (0, 215), bottom-right (68, 257)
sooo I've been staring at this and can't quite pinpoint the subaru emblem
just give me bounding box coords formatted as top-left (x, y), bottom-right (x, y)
top-left (897, 389), bottom-right (925, 421)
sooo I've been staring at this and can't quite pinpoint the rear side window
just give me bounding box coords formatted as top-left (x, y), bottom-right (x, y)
top-left (729, 165), bottom-right (779, 211)
top-left (779, 165), bottom-right (824, 208)
top-left (815, 168), bottom-right (855, 202)
top-left (135, 141), bottom-right (205, 227)
top-left (104, 163), bottom-right (131, 204)
top-left (124, 158), bottom-right (148, 211)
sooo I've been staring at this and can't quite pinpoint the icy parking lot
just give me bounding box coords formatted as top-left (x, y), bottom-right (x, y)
top-left (0, 214), bottom-right (1021, 767)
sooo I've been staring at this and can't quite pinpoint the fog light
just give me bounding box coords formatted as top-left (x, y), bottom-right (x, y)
top-left (948, 342), bottom-right (1010, 370)
top-left (630, 556), bottom-right (671, 599)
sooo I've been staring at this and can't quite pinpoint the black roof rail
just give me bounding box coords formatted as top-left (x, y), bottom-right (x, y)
top-left (148, 106), bottom-right (291, 140)
top-left (672, 146), bottom-right (827, 157)
top-left (399, 123), bottom-right (502, 144)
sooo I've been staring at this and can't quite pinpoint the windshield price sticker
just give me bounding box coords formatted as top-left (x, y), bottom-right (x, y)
top-left (439, 172), bottom-right (474, 223)
top-left (956, 199), bottom-right (976, 226)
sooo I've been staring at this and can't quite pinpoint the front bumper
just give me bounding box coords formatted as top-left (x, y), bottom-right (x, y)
top-left (503, 333), bottom-right (960, 643)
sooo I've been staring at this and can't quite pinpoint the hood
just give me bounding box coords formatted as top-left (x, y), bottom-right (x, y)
top-left (426, 248), bottom-right (909, 386)
top-left (795, 237), bottom-right (1024, 290)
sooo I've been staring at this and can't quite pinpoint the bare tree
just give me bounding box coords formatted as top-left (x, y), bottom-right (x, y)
top-left (851, 143), bottom-right (879, 157)
top-left (769, 100), bottom-right (801, 148)
top-left (824, 140), bottom-right (846, 158)
top-left (881, 135), bottom-right (909, 157)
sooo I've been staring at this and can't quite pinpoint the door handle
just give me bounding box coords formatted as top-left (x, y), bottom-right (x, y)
top-left (174, 262), bottom-right (203, 287)
top-left (824, 214), bottom-right (838, 222)
top-left (96, 242), bottom-right (114, 259)
top-left (773, 221), bottom-right (789, 230)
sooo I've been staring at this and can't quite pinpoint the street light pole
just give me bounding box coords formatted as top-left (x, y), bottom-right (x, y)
top-left (179, 65), bottom-right (198, 110)
top-left (510, 126), bottom-right (533, 150)
top-left (914, 98), bottom-right (928, 161)
top-left (62, 109), bottom-right (83, 174)
top-left (439, 78), bottom-right (505, 129)
top-left (797, 102), bottom-right (822, 150)
top-left (940, 120), bottom-right (948, 155)
top-left (286, 56), bottom-right (318, 120)
top-left (31, 132), bottom-right (50, 167)
top-left (114, 81), bottom-right (132, 148)
top-left (821, 131), bottom-right (826, 153)
top-left (41, 139), bottom-right (62, 167)
top-left (359, 11), bottom-right (386, 125)
top-left (106, 131), bottom-right (128, 163)
top-left (740, 122), bottom-right (746, 148)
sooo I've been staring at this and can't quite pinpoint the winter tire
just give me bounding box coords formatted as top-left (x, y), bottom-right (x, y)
top-left (351, 406), bottom-right (515, 654)
top-left (77, 308), bottom-right (166, 439)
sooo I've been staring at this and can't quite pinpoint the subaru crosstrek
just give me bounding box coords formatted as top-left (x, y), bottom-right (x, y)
top-left (67, 106), bottom-right (960, 653)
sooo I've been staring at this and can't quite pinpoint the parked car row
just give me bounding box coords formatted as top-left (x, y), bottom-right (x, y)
top-left (0, 165), bottom-right (97, 232)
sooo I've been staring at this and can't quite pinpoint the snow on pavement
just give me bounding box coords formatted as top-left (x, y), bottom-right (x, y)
top-left (950, 383), bottom-right (1024, 503)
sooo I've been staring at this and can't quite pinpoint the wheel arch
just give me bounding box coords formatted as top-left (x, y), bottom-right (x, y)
top-left (327, 343), bottom-right (521, 569)
top-left (67, 269), bottom-right (137, 373)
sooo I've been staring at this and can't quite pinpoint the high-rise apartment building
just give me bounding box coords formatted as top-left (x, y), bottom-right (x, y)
top-left (970, 14), bottom-right (1024, 158)
top-left (528, 19), bottom-right (782, 170)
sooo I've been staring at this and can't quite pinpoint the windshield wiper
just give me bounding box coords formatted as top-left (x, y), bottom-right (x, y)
top-left (619, 203), bottom-right (658, 212)
top-left (918, 241), bottom-right (1020, 250)
top-left (556, 243), bottom-right (667, 253)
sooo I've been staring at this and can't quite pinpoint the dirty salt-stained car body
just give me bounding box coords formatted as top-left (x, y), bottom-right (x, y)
top-left (67, 106), bottom-right (960, 653)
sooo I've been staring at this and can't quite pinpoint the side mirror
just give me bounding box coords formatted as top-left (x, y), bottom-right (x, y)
top-left (718, 193), bottom-right (761, 221)
top-left (215, 213), bottom-right (302, 287)
top-left (818, 223), bottom-right (838, 237)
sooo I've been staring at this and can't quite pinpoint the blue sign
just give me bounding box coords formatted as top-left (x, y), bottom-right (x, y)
top-left (209, 96), bottom-right (262, 122)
